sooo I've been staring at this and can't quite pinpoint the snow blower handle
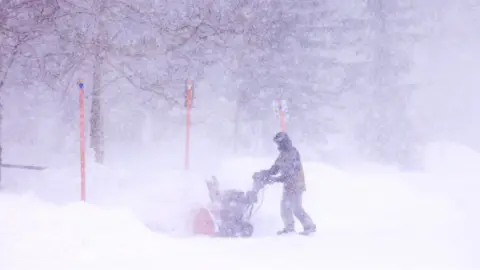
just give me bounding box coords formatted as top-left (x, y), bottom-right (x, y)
top-left (252, 170), bottom-right (270, 192)
top-left (246, 171), bottom-right (267, 205)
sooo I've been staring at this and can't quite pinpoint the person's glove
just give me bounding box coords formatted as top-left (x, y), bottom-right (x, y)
top-left (252, 171), bottom-right (264, 180)
top-left (253, 170), bottom-right (271, 183)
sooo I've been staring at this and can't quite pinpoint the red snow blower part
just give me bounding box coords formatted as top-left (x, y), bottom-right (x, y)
top-left (191, 172), bottom-right (268, 238)
top-left (192, 207), bottom-right (216, 236)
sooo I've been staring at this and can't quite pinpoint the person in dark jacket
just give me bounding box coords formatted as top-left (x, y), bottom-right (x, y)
top-left (260, 132), bottom-right (316, 235)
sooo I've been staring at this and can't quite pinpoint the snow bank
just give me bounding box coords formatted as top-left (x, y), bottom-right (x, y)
top-left (0, 177), bottom-right (469, 270)
top-left (424, 141), bottom-right (480, 174)
top-left (2, 162), bottom-right (211, 235)
top-left (421, 141), bottom-right (480, 266)
top-left (0, 193), bottom-right (273, 270)
top-left (1, 148), bottom-right (476, 268)
top-left (420, 141), bottom-right (480, 217)
top-left (2, 153), bottom-right (467, 237)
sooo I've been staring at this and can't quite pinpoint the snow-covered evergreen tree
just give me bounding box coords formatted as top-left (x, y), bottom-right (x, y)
top-left (350, 0), bottom-right (424, 168)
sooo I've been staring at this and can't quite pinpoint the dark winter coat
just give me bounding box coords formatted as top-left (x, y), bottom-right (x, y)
top-left (266, 134), bottom-right (306, 193)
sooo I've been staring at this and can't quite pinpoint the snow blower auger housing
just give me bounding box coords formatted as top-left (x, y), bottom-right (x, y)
top-left (192, 172), bottom-right (269, 238)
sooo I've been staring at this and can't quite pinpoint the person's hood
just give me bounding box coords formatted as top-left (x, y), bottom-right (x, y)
top-left (274, 132), bottom-right (293, 151)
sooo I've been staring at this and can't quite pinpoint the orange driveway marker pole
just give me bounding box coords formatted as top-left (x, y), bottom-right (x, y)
top-left (278, 100), bottom-right (287, 132)
top-left (78, 79), bottom-right (86, 201)
top-left (185, 79), bottom-right (193, 170)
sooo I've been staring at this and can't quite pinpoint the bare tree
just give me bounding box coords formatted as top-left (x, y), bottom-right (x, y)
top-left (41, 0), bottom-right (293, 163)
top-left (0, 0), bottom-right (58, 182)
top-left (42, 0), bottom-right (153, 163)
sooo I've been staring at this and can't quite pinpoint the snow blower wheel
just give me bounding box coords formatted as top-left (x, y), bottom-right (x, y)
top-left (240, 222), bottom-right (254, 237)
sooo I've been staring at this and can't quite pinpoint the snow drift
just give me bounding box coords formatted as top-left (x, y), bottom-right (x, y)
top-left (0, 141), bottom-right (477, 269)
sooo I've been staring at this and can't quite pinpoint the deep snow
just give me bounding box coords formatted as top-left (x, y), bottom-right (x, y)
top-left (0, 142), bottom-right (478, 269)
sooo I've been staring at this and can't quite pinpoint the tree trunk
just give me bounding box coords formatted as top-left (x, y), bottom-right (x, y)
top-left (89, 3), bottom-right (105, 164)
top-left (90, 56), bottom-right (105, 164)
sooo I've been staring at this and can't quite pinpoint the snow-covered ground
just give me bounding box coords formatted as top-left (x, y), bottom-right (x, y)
top-left (0, 142), bottom-right (478, 269)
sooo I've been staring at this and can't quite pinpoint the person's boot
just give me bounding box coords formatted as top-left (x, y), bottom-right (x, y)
top-left (276, 227), bottom-right (295, 235)
top-left (299, 224), bottom-right (316, 235)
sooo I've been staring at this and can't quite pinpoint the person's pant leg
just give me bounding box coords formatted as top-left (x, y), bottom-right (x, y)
top-left (280, 190), bottom-right (295, 230)
top-left (291, 191), bottom-right (315, 229)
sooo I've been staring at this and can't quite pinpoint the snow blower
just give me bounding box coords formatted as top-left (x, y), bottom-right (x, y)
top-left (191, 171), bottom-right (269, 238)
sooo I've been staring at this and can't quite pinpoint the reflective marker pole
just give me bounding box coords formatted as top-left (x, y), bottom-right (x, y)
top-left (78, 79), bottom-right (86, 201)
top-left (273, 99), bottom-right (288, 132)
top-left (185, 79), bottom-right (193, 170)
top-left (278, 100), bottom-right (286, 132)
